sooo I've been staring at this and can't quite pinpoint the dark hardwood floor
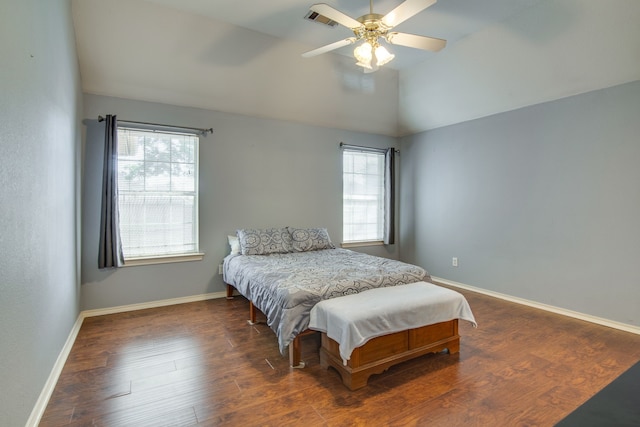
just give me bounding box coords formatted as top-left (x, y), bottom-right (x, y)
top-left (40, 286), bottom-right (640, 426)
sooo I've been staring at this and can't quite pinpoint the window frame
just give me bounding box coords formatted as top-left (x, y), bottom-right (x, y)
top-left (116, 126), bottom-right (204, 266)
top-left (341, 148), bottom-right (387, 246)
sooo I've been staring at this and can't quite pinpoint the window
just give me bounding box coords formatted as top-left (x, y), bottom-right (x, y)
top-left (342, 149), bottom-right (385, 243)
top-left (117, 128), bottom-right (199, 260)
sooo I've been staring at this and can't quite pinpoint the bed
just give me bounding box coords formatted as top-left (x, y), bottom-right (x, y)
top-left (223, 227), bottom-right (428, 367)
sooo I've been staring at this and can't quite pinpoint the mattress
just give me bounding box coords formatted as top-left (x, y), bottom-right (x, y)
top-left (223, 248), bottom-right (428, 353)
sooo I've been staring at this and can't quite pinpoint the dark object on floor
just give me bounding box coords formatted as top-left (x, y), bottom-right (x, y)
top-left (555, 360), bottom-right (640, 426)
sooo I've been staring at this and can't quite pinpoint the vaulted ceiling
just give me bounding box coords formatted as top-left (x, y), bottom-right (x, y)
top-left (72, 0), bottom-right (640, 136)
top-left (137, 0), bottom-right (544, 71)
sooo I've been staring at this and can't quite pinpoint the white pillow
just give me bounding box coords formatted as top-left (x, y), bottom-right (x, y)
top-left (228, 235), bottom-right (240, 255)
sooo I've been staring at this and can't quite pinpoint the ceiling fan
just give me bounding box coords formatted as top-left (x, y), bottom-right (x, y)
top-left (302, 0), bottom-right (446, 72)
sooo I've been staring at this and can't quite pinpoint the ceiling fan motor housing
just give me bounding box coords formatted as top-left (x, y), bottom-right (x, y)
top-left (354, 14), bottom-right (390, 43)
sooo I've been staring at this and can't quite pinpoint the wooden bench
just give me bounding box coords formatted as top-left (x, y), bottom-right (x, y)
top-left (320, 319), bottom-right (459, 390)
top-left (309, 282), bottom-right (475, 390)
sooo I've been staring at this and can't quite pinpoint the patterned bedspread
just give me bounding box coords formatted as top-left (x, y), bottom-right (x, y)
top-left (223, 248), bottom-right (428, 353)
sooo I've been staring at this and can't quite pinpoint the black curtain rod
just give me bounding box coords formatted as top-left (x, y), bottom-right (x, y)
top-left (98, 115), bottom-right (213, 135)
top-left (340, 142), bottom-right (399, 153)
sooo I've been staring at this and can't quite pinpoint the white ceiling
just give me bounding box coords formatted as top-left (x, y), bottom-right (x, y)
top-left (71, 0), bottom-right (640, 136)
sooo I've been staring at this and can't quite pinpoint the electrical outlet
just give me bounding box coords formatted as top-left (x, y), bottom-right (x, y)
top-left (218, 264), bottom-right (223, 275)
top-left (452, 257), bottom-right (458, 267)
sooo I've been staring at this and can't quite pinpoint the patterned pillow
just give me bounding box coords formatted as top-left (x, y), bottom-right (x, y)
top-left (288, 227), bottom-right (335, 252)
top-left (236, 228), bottom-right (293, 255)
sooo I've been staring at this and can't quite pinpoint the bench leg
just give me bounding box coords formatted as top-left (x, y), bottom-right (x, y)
top-left (226, 283), bottom-right (235, 299)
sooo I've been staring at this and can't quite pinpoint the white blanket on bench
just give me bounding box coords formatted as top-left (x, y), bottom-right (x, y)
top-left (309, 281), bottom-right (477, 364)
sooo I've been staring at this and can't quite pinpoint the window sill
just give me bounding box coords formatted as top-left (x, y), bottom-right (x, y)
top-left (341, 241), bottom-right (384, 248)
top-left (123, 253), bottom-right (205, 267)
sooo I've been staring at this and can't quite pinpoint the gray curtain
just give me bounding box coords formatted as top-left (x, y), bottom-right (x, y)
top-left (383, 147), bottom-right (395, 245)
top-left (98, 114), bottom-right (124, 269)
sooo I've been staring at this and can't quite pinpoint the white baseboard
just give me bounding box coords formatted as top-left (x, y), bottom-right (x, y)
top-left (81, 291), bottom-right (227, 318)
top-left (25, 314), bottom-right (84, 427)
top-left (432, 276), bottom-right (640, 335)
top-left (26, 291), bottom-right (228, 426)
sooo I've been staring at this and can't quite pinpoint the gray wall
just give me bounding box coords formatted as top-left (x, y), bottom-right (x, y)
top-left (400, 80), bottom-right (640, 327)
top-left (81, 94), bottom-right (399, 310)
top-left (0, 0), bottom-right (82, 425)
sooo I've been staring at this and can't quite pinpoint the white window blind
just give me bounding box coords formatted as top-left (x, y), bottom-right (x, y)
top-left (117, 128), bottom-right (199, 258)
top-left (342, 149), bottom-right (385, 242)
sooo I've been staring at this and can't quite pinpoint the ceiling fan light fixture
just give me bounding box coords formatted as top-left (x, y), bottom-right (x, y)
top-left (354, 41), bottom-right (373, 69)
top-left (355, 60), bottom-right (373, 70)
top-left (375, 44), bottom-right (394, 66)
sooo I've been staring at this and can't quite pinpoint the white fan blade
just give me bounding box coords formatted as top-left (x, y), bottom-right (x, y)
top-left (386, 32), bottom-right (446, 51)
top-left (302, 38), bottom-right (356, 58)
top-left (381, 0), bottom-right (437, 28)
top-left (310, 3), bottom-right (363, 30)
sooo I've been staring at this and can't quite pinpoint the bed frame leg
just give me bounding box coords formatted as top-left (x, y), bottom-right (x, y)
top-left (289, 336), bottom-right (305, 369)
top-left (226, 283), bottom-right (234, 300)
top-left (247, 301), bottom-right (258, 325)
